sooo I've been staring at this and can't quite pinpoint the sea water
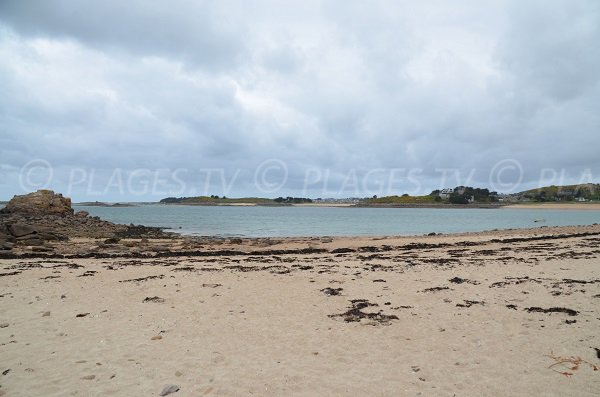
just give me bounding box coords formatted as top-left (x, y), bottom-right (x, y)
top-left (66, 204), bottom-right (600, 237)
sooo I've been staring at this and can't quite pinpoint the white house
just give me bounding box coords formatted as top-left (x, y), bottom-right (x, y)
top-left (439, 188), bottom-right (455, 199)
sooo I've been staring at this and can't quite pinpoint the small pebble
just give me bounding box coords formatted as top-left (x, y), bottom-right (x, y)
top-left (42, 311), bottom-right (51, 317)
top-left (159, 384), bottom-right (180, 396)
top-left (81, 375), bottom-right (95, 380)
top-left (151, 335), bottom-right (162, 340)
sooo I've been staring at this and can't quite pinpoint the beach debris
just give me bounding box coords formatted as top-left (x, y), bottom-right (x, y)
top-left (0, 271), bottom-right (21, 277)
top-left (201, 283), bottom-right (222, 288)
top-left (119, 275), bottom-right (165, 283)
top-left (546, 351), bottom-right (599, 377)
top-left (594, 348), bottom-right (600, 360)
top-left (143, 296), bottom-right (165, 303)
top-left (75, 313), bottom-right (90, 318)
top-left (159, 384), bottom-right (180, 396)
top-left (373, 279), bottom-right (386, 283)
top-left (173, 266), bottom-right (195, 272)
top-left (81, 374), bottom-right (96, 380)
top-left (456, 300), bottom-right (485, 308)
top-left (525, 307), bottom-right (578, 316)
top-left (490, 276), bottom-right (543, 288)
top-left (329, 299), bottom-right (399, 325)
top-left (78, 270), bottom-right (97, 277)
top-left (506, 304), bottom-right (518, 310)
top-left (449, 277), bottom-right (479, 285)
top-left (2, 369), bottom-right (10, 375)
top-left (321, 287), bottom-right (343, 296)
top-left (0, 323), bottom-right (8, 328)
top-left (330, 248), bottom-right (355, 254)
top-left (421, 286), bottom-right (450, 293)
top-left (42, 311), bottom-right (51, 317)
top-left (151, 335), bottom-right (162, 340)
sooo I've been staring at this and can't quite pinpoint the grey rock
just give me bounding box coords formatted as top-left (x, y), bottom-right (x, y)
top-left (9, 223), bottom-right (36, 237)
top-left (35, 232), bottom-right (61, 241)
top-left (2, 190), bottom-right (74, 216)
top-left (0, 241), bottom-right (14, 250)
top-left (26, 238), bottom-right (44, 246)
top-left (159, 384), bottom-right (180, 396)
top-left (31, 246), bottom-right (53, 252)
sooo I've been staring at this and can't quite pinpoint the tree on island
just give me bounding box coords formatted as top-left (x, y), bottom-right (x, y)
top-left (274, 197), bottom-right (313, 204)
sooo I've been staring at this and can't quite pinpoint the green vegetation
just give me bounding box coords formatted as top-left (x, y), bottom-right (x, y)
top-left (519, 184), bottom-right (600, 202)
top-left (160, 196), bottom-right (314, 205)
top-left (449, 187), bottom-right (498, 204)
top-left (274, 197), bottom-right (313, 204)
top-left (160, 196), bottom-right (274, 204)
top-left (367, 186), bottom-right (498, 205)
top-left (367, 194), bottom-right (439, 204)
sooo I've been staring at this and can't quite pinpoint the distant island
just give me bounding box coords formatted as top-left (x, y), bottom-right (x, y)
top-left (362, 184), bottom-right (599, 207)
top-left (518, 183), bottom-right (600, 202)
top-left (75, 201), bottom-right (136, 207)
top-left (158, 184), bottom-right (599, 208)
top-left (159, 196), bottom-right (313, 206)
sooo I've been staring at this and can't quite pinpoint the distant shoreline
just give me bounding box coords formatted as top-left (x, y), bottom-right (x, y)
top-left (94, 201), bottom-right (600, 210)
top-left (74, 202), bottom-right (136, 207)
top-left (505, 202), bottom-right (600, 210)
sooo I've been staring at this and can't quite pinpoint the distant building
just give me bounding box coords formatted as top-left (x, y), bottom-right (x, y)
top-left (438, 188), bottom-right (455, 199)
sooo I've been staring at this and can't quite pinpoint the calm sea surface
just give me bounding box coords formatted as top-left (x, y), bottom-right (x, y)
top-left (62, 205), bottom-right (600, 237)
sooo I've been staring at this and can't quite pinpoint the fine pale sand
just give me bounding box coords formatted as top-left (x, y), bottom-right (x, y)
top-left (507, 203), bottom-right (600, 210)
top-left (1, 225), bottom-right (600, 396)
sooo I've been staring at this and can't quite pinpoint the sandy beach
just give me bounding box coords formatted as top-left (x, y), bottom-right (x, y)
top-left (507, 203), bottom-right (600, 210)
top-left (1, 224), bottom-right (600, 396)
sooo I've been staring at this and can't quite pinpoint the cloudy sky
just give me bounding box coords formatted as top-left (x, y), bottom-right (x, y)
top-left (1, 0), bottom-right (599, 201)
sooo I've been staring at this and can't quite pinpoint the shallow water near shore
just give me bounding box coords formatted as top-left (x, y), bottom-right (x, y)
top-left (63, 204), bottom-right (600, 237)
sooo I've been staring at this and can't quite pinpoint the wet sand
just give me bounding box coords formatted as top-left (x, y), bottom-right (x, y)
top-left (1, 225), bottom-right (600, 396)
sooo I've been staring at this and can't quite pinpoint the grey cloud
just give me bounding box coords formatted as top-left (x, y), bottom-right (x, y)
top-left (1, 1), bottom-right (600, 200)
top-left (0, 0), bottom-right (249, 71)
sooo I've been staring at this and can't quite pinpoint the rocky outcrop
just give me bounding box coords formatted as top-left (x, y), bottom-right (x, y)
top-left (1, 190), bottom-right (74, 216)
top-left (0, 190), bottom-right (173, 254)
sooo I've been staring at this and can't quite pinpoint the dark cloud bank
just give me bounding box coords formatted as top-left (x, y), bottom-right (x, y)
top-left (1, 0), bottom-right (599, 200)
